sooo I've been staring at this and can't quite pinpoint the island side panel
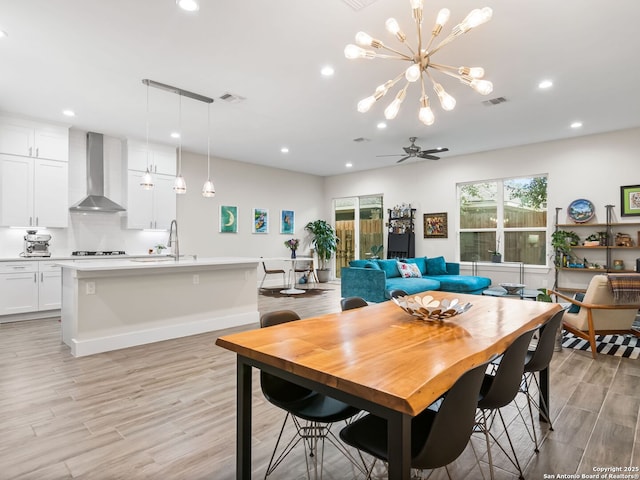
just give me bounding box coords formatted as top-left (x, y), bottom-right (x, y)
top-left (61, 262), bottom-right (259, 356)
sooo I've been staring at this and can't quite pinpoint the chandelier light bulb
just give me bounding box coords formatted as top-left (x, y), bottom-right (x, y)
top-left (436, 8), bottom-right (450, 26)
top-left (173, 175), bottom-right (187, 194)
top-left (419, 106), bottom-right (435, 126)
top-left (344, 44), bottom-right (375, 59)
top-left (405, 64), bottom-right (421, 82)
top-left (384, 17), bottom-right (406, 42)
top-left (433, 83), bottom-right (456, 111)
top-left (460, 7), bottom-right (492, 32)
top-left (355, 31), bottom-right (382, 48)
top-left (357, 95), bottom-right (377, 113)
top-left (410, 0), bottom-right (424, 10)
top-left (384, 99), bottom-right (402, 120)
top-left (470, 79), bottom-right (493, 95)
top-left (459, 66), bottom-right (485, 78)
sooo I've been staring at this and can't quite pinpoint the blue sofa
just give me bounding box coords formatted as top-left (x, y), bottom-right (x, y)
top-left (341, 256), bottom-right (491, 303)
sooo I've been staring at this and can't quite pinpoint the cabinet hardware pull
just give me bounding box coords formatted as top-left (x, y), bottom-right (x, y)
top-left (36, 147), bottom-right (39, 157)
top-left (41, 273), bottom-right (43, 282)
top-left (34, 273), bottom-right (37, 283)
top-left (29, 146), bottom-right (33, 156)
top-left (12, 266), bottom-right (26, 269)
top-left (30, 216), bottom-right (33, 226)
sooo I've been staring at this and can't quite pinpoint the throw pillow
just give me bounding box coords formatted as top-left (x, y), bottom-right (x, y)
top-left (364, 261), bottom-right (381, 269)
top-left (349, 260), bottom-right (369, 268)
top-left (397, 261), bottom-right (422, 278)
top-left (376, 259), bottom-right (401, 278)
top-left (568, 292), bottom-right (585, 314)
top-left (405, 257), bottom-right (427, 275)
top-left (426, 256), bottom-right (448, 276)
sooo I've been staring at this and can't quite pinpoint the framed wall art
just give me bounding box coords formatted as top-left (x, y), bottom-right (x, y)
top-left (219, 205), bottom-right (238, 233)
top-left (620, 185), bottom-right (640, 217)
top-left (280, 209), bottom-right (295, 234)
top-left (423, 212), bottom-right (448, 238)
top-left (252, 208), bottom-right (269, 233)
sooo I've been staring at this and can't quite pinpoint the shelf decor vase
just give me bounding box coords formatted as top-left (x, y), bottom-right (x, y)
top-left (491, 253), bottom-right (502, 263)
top-left (290, 250), bottom-right (296, 259)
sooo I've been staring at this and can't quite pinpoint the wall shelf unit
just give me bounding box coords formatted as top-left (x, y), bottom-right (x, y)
top-left (554, 205), bottom-right (640, 292)
top-left (387, 205), bottom-right (415, 259)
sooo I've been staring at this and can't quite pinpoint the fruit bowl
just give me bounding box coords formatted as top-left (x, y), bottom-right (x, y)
top-left (391, 294), bottom-right (472, 321)
top-left (499, 283), bottom-right (526, 295)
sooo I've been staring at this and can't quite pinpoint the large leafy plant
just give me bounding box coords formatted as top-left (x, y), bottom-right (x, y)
top-left (304, 219), bottom-right (339, 270)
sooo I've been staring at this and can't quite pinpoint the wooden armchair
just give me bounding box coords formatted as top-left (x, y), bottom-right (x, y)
top-left (551, 274), bottom-right (640, 358)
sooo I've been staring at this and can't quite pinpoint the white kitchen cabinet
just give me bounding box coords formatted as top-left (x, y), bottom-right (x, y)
top-left (126, 171), bottom-right (176, 230)
top-left (0, 116), bottom-right (69, 161)
top-left (38, 261), bottom-right (62, 310)
top-left (126, 139), bottom-right (176, 175)
top-left (0, 262), bottom-right (39, 315)
top-left (0, 154), bottom-right (68, 228)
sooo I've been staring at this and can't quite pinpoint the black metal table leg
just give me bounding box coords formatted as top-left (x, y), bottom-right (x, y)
top-left (539, 367), bottom-right (550, 422)
top-left (386, 411), bottom-right (412, 479)
top-left (237, 357), bottom-right (252, 479)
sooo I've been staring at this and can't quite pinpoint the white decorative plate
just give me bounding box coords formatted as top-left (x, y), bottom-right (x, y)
top-left (567, 199), bottom-right (595, 223)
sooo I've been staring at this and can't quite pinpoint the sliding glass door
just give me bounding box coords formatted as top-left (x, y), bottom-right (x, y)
top-left (334, 195), bottom-right (384, 277)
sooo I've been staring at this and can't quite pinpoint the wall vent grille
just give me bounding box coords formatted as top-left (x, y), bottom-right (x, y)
top-left (482, 96), bottom-right (508, 106)
top-left (342, 0), bottom-right (380, 11)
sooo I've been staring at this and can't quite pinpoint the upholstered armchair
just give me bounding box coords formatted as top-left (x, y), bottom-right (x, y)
top-left (551, 274), bottom-right (640, 358)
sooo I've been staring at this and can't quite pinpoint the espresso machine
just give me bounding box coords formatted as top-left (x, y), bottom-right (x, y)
top-left (22, 230), bottom-right (52, 257)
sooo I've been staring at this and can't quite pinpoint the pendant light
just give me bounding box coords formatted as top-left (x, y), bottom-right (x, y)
top-left (202, 103), bottom-right (215, 197)
top-left (140, 82), bottom-right (154, 189)
top-left (173, 93), bottom-right (187, 194)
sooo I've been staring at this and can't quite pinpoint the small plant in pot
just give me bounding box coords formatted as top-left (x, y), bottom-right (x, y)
top-left (488, 238), bottom-right (502, 263)
top-left (305, 219), bottom-right (339, 283)
top-left (551, 230), bottom-right (580, 266)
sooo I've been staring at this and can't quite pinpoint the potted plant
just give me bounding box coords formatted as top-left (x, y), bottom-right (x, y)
top-left (551, 230), bottom-right (580, 266)
top-left (488, 237), bottom-right (502, 263)
top-left (305, 219), bottom-right (339, 283)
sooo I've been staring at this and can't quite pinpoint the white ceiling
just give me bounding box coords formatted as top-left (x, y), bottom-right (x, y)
top-left (1, 0), bottom-right (639, 177)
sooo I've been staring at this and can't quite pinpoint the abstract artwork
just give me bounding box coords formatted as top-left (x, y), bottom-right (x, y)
top-left (280, 209), bottom-right (294, 234)
top-left (620, 185), bottom-right (640, 217)
top-left (219, 205), bottom-right (238, 233)
top-left (423, 212), bottom-right (448, 238)
top-left (252, 208), bottom-right (269, 233)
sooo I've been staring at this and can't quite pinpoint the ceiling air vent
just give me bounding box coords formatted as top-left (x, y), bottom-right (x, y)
top-left (482, 96), bottom-right (508, 106)
top-left (341, 0), bottom-right (380, 11)
top-left (353, 137), bottom-right (371, 143)
top-left (219, 92), bottom-right (246, 104)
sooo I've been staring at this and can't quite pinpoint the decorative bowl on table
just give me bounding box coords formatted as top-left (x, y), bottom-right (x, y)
top-left (499, 283), bottom-right (526, 295)
top-left (391, 294), bottom-right (472, 321)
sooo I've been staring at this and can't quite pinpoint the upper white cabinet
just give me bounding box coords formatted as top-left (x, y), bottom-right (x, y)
top-left (0, 116), bottom-right (69, 161)
top-left (126, 171), bottom-right (175, 230)
top-left (0, 154), bottom-right (68, 228)
top-left (127, 139), bottom-right (176, 175)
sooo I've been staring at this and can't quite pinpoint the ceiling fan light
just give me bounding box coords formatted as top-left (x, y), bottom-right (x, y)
top-left (202, 179), bottom-right (215, 197)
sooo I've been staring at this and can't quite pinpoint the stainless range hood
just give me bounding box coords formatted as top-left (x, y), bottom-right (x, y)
top-left (69, 132), bottom-right (126, 213)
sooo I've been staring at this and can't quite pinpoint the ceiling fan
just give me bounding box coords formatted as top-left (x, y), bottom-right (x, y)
top-left (377, 137), bottom-right (449, 163)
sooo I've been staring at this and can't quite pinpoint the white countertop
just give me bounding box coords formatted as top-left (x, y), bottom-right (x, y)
top-left (55, 256), bottom-right (261, 272)
top-left (0, 254), bottom-right (171, 262)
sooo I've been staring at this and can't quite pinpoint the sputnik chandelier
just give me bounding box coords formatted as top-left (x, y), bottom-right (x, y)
top-left (344, 0), bottom-right (493, 126)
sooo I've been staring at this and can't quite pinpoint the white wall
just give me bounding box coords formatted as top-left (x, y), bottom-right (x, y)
top-left (176, 151), bottom-right (325, 258)
top-left (324, 127), bottom-right (640, 290)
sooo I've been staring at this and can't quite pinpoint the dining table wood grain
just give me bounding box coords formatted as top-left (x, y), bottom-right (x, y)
top-left (216, 290), bottom-right (562, 480)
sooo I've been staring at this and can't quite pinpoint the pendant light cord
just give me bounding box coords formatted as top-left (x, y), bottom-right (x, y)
top-left (207, 104), bottom-right (211, 179)
top-left (178, 94), bottom-right (182, 176)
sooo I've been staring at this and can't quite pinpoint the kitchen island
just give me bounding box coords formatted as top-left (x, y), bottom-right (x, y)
top-left (56, 256), bottom-right (260, 357)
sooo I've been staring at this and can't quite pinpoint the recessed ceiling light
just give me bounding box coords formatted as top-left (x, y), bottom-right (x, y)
top-left (538, 80), bottom-right (553, 89)
top-left (176, 0), bottom-right (199, 11)
top-left (377, 122), bottom-right (387, 129)
top-left (171, 132), bottom-right (180, 139)
top-left (281, 147), bottom-right (289, 153)
top-left (62, 109), bottom-right (75, 117)
top-left (0, 30), bottom-right (8, 39)
top-left (321, 66), bottom-right (335, 77)
top-left (570, 121), bottom-right (583, 129)
top-left (345, 162), bottom-right (353, 168)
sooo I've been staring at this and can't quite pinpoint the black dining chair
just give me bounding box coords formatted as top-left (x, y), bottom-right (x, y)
top-left (519, 309), bottom-right (565, 453)
top-left (340, 296), bottom-right (368, 311)
top-left (339, 356), bottom-right (495, 479)
top-left (474, 326), bottom-right (538, 480)
top-left (259, 310), bottom-right (365, 479)
top-left (388, 288), bottom-right (409, 299)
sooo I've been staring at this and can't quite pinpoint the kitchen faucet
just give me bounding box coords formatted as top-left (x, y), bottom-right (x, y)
top-left (168, 219), bottom-right (179, 260)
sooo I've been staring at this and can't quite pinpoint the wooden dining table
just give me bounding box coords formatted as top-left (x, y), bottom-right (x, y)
top-left (215, 290), bottom-right (561, 480)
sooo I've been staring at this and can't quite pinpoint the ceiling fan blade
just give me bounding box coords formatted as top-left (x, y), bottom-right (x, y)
top-left (396, 156), bottom-right (411, 163)
top-left (420, 147), bottom-right (449, 155)
top-left (418, 154), bottom-right (440, 160)
top-left (376, 154), bottom-right (405, 157)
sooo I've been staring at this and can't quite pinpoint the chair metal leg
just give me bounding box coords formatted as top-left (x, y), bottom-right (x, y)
top-left (475, 408), bottom-right (525, 480)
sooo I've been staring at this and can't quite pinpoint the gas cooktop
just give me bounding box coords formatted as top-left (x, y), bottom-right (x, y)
top-left (71, 251), bottom-right (127, 256)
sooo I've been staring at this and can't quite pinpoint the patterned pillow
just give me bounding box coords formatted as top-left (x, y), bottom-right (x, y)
top-left (397, 261), bottom-right (422, 278)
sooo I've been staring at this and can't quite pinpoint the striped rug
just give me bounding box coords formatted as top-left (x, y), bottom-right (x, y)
top-left (562, 331), bottom-right (640, 359)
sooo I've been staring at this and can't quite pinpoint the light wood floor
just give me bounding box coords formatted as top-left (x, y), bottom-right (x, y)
top-left (1, 282), bottom-right (639, 479)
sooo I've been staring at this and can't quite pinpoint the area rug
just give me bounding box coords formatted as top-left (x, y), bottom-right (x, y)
top-left (561, 331), bottom-right (640, 359)
top-left (259, 287), bottom-right (330, 299)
